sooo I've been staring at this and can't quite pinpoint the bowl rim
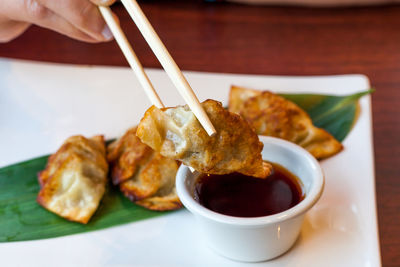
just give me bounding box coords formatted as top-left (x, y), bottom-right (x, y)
top-left (175, 136), bottom-right (325, 227)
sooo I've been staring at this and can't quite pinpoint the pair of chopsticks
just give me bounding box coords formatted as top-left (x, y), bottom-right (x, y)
top-left (99, 1), bottom-right (216, 136)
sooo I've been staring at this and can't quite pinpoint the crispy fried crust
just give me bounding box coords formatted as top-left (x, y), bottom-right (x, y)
top-left (107, 127), bottom-right (182, 211)
top-left (229, 85), bottom-right (343, 159)
top-left (38, 135), bottom-right (107, 187)
top-left (137, 99), bottom-right (271, 178)
top-left (229, 85), bottom-right (261, 114)
top-left (107, 127), bottom-right (153, 185)
top-left (120, 153), bottom-right (180, 206)
top-left (135, 188), bottom-right (182, 211)
top-left (119, 153), bottom-right (162, 201)
top-left (37, 135), bottom-right (108, 224)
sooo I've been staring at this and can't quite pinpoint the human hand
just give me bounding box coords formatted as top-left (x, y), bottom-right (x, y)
top-left (0, 0), bottom-right (116, 43)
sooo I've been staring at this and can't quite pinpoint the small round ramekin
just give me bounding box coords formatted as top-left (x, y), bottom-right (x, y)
top-left (176, 136), bottom-right (324, 262)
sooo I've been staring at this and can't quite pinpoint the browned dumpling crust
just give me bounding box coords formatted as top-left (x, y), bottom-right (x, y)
top-left (107, 127), bottom-right (182, 211)
top-left (37, 135), bottom-right (108, 224)
top-left (38, 135), bottom-right (107, 187)
top-left (229, 85), bottom-right (343, 159)
top-left (137, 99), bottom-right (272, 178)
top-left (135, 187), bottom-right (182, 211)
top-left (107, 127), bottom-right (153, 185)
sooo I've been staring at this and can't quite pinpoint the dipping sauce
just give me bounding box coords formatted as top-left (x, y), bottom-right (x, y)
top-left (194, 162), bottom-right (304, 217)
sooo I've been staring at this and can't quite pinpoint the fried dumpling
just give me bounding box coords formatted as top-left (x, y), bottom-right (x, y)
top-left (229, 85), bottom-right (343, 159)
top-left (107, 127), bottom-right (153, 185)
top-left (38, 135), bottom-right (107, 187)
top-left (37, 135), bottom-right (108, 224)
top-left (135, 187), bottom-right (181, 211)
top-left (137, 99), bottom-right (272, 178)
top-left (107, 127), bottom-right (182, 211)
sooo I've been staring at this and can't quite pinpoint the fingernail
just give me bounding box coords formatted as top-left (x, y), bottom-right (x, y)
top-left (102, 24), bottom-right (113, 40)
top-left (100, 0), bottom-right (114, 5)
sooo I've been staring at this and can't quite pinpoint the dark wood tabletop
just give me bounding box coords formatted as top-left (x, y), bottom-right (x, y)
top-left (0, 1), bottom-right (399, 266)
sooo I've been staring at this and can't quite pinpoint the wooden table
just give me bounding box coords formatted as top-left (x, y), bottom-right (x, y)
top-left (0, 1), bottom-right (399, 266)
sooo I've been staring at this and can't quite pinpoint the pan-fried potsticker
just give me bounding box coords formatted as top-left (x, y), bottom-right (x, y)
top-left (229, 85), bottom-right (343, 159)
top-left (107, 127), bottom-right (153, 186)
top-left (137, 99), bottom-right (272, 178)
top-left (37, 135), bottom-right (108, 224)
top-left (107, 127), bottom-right (182, 211)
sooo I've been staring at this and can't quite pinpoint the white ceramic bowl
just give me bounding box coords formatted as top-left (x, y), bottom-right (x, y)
top-left (176, 136), bottom-right (324, 262)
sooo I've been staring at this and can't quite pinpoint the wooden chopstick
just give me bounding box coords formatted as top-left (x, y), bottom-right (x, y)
top-left (119, 0), bottom-right (217, 136)
top-left (99, 6), bottom-right (164, 109)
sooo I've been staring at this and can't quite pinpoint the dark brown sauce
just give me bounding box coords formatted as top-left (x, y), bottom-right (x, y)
top-left (194, 162), bottom-right (305, 217)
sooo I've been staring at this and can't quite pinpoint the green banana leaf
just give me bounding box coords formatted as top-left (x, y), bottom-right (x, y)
top-left (0, 155), bottom-right (170, 242)
top-left (280, 89), bottom-right (373, 142)
top-left (0, 90), bottom-right (372, 242)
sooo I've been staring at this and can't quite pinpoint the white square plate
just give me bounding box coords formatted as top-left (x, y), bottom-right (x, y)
top-left (0, 58), bottom-right (380, 267)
